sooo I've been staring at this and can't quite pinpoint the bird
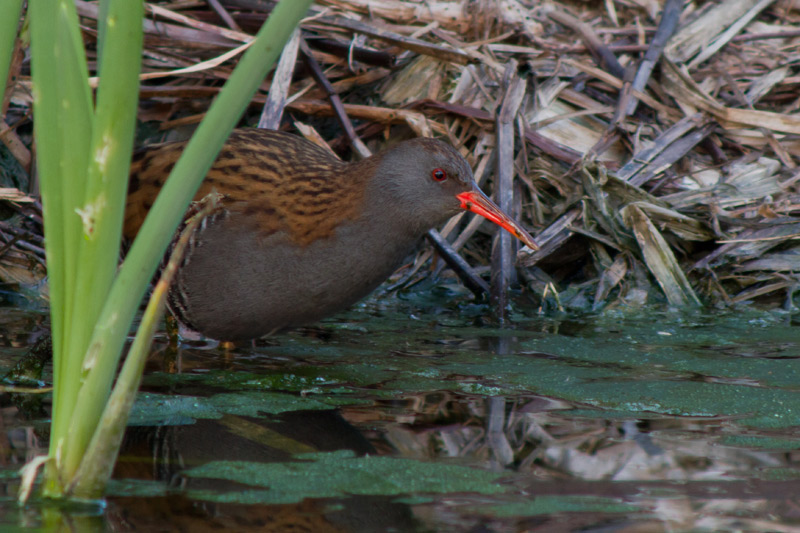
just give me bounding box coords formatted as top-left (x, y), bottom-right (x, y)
top-left (124, 129), bottom-right (537, 341)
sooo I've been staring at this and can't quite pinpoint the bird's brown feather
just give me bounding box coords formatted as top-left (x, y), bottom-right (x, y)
top-left (125, 129), bottom-right (375, 246)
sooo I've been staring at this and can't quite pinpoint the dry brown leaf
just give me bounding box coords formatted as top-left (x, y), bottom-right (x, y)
top-left (621, 204), bottom-right (701, 306)
top-left (662, 60), bottom-right (800, 135)
top-left (382, 56), bottom-right (446, 105)
top-left (628, 201), bottom-right (715, 241)
top-left (665, 0), bottom-right (776, 65)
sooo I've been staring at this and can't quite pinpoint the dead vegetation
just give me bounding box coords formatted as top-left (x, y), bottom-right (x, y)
top-left (3, 0), bottom-right (800, 311)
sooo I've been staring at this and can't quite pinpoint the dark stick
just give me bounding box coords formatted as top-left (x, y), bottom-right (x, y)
top-left (207, 0), bottom-right (242, 32)
top-left (304, 37), bottom-right (396, 68)
top-left (320, 16), bottom-right (471, 66)
top-left (425, 231), bottom-right (489, 296)
top-left (299, 37), bottom-right (370, 158)
top-left (491, 65), bottom-right (527, 320)
top-left (625, 0), bottom-right (683, 116)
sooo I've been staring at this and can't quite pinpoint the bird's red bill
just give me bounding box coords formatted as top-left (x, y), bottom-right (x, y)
top-left (456, 185), bottom-right (538, 250)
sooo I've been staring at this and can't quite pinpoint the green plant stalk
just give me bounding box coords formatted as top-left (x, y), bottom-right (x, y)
top-left (71, 195), bottom-right (219, 499)
top-left (59, 0), bottom-right (314, 490)
top-left (96, 0), bottom-right (110, 73)
top-left (55, 0), bottom-right (143, 490)
top-left (0, 0), bottom-right (23, 105)
top-left (29, 1), bottom-right (94, 491)
top-left (28, 5), bottom-right (67, 443)
top-left (28, 0), bottom-right (142, 499)
top-left (59, 0), bottom-right (143, 480)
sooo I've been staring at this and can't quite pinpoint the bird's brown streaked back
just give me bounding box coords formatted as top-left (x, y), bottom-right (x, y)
top-left (124, 129), bottom-right (371, 246)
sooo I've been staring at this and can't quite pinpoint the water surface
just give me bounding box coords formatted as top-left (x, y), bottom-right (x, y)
top-left (1, 291), bottom-right (799, 531)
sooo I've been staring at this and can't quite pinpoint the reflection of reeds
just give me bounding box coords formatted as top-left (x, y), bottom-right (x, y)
top-left (349, 392), bottom-right (791, 481)
top-left (345, 392), bottom-right (796, 530)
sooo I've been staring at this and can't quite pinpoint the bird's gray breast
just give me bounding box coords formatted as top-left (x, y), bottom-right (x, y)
top-left (170, 212), bottom-right (422, 341)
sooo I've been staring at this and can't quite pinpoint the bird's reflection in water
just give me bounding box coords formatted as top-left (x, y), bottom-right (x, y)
top-left (109, 409), bottom-right (418, 533)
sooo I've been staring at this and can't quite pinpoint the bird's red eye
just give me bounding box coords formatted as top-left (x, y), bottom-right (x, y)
top-left (432, 168), bottom-right (447, 182)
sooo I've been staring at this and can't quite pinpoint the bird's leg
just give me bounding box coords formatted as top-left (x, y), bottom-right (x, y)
top-left (162, 314), bottom-right (181, 373)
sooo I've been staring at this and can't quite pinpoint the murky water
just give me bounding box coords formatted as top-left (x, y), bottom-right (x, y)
top-left (1, 289), bottom-right (799, 532)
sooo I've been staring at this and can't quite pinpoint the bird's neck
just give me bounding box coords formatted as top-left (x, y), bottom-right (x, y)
top-left (311, 161), bottom-right (429, 279)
